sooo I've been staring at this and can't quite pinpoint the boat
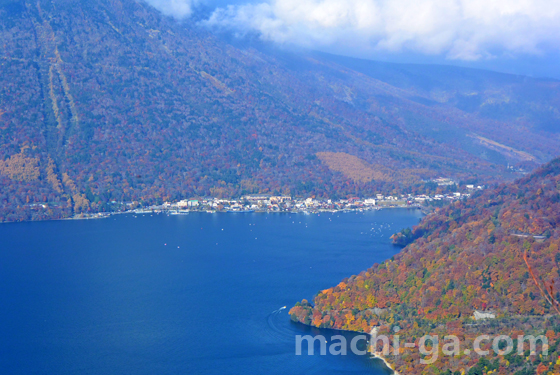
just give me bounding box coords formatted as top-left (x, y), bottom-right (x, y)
top-left (170, 210), bottom-right (189, 215)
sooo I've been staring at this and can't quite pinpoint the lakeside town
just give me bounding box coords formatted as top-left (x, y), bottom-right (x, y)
top-left (74, 179), bottom-right (486, 219)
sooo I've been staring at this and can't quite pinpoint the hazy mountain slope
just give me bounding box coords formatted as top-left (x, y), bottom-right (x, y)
top-left (306, 51), bottom-right (560, 162)
top-left (290, 157), bottom-right (560, 374)
top-left (314, 50), bottom-right (560, 132)
top-left (0, 0), bottom-right (559, 221)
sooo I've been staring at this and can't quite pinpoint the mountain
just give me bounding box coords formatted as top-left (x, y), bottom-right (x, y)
top-left (290, 157), bottom-right (560, 374)
top-left (1, 0), bottom-right (559, 222)
top-left (313, 50), bottom-right (560, 136)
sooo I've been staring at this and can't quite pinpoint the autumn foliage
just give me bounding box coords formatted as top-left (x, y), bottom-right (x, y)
top-left (2, 0), bottom-right (560, 223)
top-left (290, 157), bottom-right (560, 374)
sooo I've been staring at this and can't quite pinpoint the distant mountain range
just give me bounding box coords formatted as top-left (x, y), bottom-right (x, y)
top-left (1, 0), bottom-right (559, 221)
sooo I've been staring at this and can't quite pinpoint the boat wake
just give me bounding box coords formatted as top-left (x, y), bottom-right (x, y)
top-left (271, 306), bottom-right (286, 314)
top-left (265, 306), bottom-right (294, 342)
top-left (264, 306), bottom-right (392, 373)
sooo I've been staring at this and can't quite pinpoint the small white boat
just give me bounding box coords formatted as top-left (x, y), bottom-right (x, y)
top-left (170, 210), bottom-right (189, 215)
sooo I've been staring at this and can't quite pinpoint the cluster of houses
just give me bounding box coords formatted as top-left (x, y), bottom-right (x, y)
top-left (65, 179), bottom-right (485, 219)
top-left (145, 187), bottom-right (481, 214)
top-left (59, 178), bottom-right (486, 220)
top-left (163, 195), bottom-right (380, 213)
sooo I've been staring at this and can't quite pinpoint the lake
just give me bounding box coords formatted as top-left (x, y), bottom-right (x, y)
top-left (0, 209), bottom-right (422, 374)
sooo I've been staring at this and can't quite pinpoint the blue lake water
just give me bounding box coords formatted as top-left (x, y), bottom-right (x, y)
top-left (0, 209), bottom-right (422, 374)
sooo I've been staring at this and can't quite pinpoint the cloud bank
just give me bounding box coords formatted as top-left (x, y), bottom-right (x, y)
top-left (200, 0), bottom-right (560, 60)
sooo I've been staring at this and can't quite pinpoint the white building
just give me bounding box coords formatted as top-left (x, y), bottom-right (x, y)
top-left (473, 310), bottom-right (496, 320)
top-left (364, 198), bottom-right (376, 206)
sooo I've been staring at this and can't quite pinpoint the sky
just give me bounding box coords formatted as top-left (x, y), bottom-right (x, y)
top-left (144, 0), bottom-right (560, 79)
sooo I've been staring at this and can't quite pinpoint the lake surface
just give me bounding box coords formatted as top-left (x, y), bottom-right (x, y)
top-left (0, 209), bottom-right (422, 374)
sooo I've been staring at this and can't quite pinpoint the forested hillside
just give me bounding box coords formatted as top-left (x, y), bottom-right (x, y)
top-left (1, 0), bottom-right (559, 222)
top-left (290, 158), bottom-right (560, 374)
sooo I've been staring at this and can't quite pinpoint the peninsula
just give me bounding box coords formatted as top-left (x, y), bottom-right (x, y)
top-left (290, 157), bottom-right (560, 375)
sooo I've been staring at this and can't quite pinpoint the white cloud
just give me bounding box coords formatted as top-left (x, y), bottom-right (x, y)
top-left (203, 0), bottom-right (560, 60)
top-left (144, 0), bottom-right (200, 18)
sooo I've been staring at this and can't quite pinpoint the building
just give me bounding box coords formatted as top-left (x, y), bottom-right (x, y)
top-left (364, 199), bottom-right (376, 206)
top-left (434, 177), bottom-right (455, 186)
top-left (243, 195), bottom-right (271, 204)
top-left (177, 200), bottom-right (189, 208)
top-left (270, 196), bottom-right (292, 203)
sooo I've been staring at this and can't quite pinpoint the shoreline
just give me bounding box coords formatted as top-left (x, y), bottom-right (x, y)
top-left (371, 352), bottom-right (400, 375)
top-left (0, 205), bottom-right (423, 224)
top-left (291, 320), bottom-right (400, 375)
